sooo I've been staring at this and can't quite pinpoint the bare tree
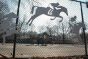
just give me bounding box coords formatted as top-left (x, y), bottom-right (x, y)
top-left (0, 1), bottom-right (9, 44)
top-left (46, 26), bottom-right (52, 36)
top-left (0, 1), bottom-right (19, 44)
top-left (38, 25), bottom-right (46, 34)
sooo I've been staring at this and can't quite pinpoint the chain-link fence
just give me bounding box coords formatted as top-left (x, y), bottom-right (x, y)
top-left (0, 0), bottom-right (88, 59)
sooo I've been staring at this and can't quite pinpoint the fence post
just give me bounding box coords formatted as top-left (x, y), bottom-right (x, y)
top-left (13, 0), bottom-right (21, 58)
top-left (80, 2), bottom-right (87, 56)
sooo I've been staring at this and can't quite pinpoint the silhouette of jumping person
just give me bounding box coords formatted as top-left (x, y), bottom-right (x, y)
top-left (48, 3), bottom-right (60, 15)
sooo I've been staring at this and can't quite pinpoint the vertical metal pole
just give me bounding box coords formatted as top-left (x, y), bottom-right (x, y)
top-left (80, 2), bottom-right (87, 56)
top-left (13, 0), bottom-right (21, 58)
top-left (62, 23), bottom-right (64, 44)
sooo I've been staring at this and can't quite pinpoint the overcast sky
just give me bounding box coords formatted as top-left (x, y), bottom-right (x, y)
top-left (5, 0), bottom-right (88, 33)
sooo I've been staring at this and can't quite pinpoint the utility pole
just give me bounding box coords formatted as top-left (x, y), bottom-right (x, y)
top-left (13, 0), bottom-right (21, 58)
top-left (70, 0), bottom-right (87, 56)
